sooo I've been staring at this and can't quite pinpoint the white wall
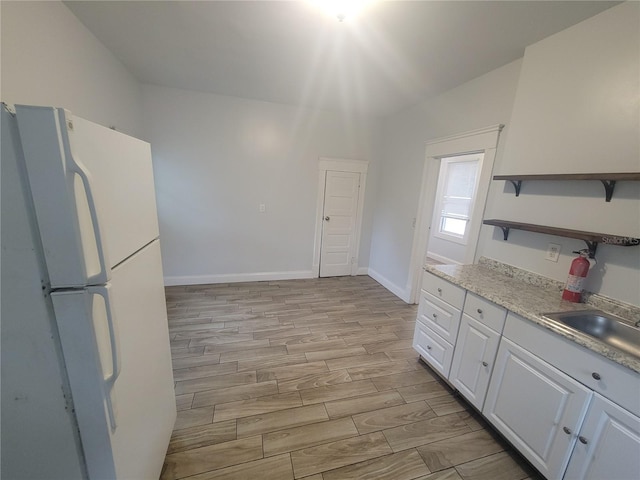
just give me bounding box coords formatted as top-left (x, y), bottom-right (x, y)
top-left (142, 85), bottom-right (381, 284)
top-left (0, 1), bottom-right (143, 137)
top-left (479, 2), bottom-right (640, 305)
top-left (368, 59), bottom-right (523, 298)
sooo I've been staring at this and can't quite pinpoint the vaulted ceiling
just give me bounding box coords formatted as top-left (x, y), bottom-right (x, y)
top-left (66, 1), bottom-right (618, 116)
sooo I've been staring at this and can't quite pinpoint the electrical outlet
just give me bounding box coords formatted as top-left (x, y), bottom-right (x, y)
top-left (545, 243), bottom-right (561, 262)
top-left (259, 203), bottom-right (266, 213)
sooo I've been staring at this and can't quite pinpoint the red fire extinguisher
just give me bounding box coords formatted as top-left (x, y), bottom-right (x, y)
top-left (562, 249), bottom-right (592, 303)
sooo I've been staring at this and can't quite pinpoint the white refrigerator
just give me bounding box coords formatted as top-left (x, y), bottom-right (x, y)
top-left (1, 104), bottom-right (176, 479)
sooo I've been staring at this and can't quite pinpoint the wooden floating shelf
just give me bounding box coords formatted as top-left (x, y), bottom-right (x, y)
top-left (483, 219), bottom-right (640, 258)
top-left (493, 172), bottom-right (640, 202)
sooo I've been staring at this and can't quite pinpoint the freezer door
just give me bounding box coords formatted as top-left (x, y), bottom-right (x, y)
top-left (52, 240), bottom-right (175, 480)
top-left (70, 113), bottom-right (160, 269)
top-left (16, 105), bottom-right (160, 288)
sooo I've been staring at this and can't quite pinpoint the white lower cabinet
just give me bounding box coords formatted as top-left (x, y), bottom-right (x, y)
top-left (564, 393), bottom-right (640, 480)
top-left (413, 274), bottom-right (640, 480)
top-left (482, 338), bottom-right (592, 480)
top-left (449, 314), bottom-right (500, 411)
top-left (413, 320), bottom-right (454, 378)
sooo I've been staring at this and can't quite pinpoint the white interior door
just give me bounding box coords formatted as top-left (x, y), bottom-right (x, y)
top-left (320, 171), bottom-right (360, 277)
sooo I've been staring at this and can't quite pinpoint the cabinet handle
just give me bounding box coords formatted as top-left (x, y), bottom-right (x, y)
top-left (426, 345), bottom-right (432, 350)
top-left (477, 308), bottom-right (483, 314)
top-left (437, 288), bottom-right (442, 294)
top-left (432, 313), bottom-right (437, 319)
top-left (563, 426), bottom-right (572, 435)
top-left (578, 436), bottom-right (588, 445)
top-left (482, 361), bottom-right (489, 367)
top-left (592, 372), bottom-right (601, 380)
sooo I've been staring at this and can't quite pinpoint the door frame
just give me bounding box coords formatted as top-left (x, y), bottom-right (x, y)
top-left (313, 157), bottom-right (368, 277)
top-left (407, 125), bottom-right (503, 303)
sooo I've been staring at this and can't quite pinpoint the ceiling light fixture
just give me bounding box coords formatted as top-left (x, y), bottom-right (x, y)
top-left (310, 0), bottom-right (372, 22)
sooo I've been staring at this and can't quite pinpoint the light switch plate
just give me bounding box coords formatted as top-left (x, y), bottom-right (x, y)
top-left (259, 203), bottom-right (266, 213)
top-left (545, 243), bottom-right (561, 262)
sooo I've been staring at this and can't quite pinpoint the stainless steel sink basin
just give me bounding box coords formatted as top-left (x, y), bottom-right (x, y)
top-left (543, 310), bottom-right (640, 359)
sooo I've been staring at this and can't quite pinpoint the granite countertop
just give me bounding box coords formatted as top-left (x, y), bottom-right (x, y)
top-left (424, 258), bottom-right (640, 374)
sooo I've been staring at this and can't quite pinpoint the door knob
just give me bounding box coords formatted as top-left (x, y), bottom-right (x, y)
top-left (324, 216), bottom-right (330, 221)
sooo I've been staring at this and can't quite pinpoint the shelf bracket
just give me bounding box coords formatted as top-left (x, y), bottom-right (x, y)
top-left (498, 226), bottom-right (510, 241)
top-left (600, 180), bottom-right (616, 202)
top-left (508, 180), bottom-right (522, 197)
top-left (583, 241), bottom-right (598, 259)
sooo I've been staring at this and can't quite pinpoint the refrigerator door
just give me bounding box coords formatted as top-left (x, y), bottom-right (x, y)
top-left (2, 104), bottom-right (86, 479)
top-left (16, 105), bottom-right (160, 288)
top-left (52, 240), bottom-right (176, 480)
top-left (69, 112), bottom-right (160, 269)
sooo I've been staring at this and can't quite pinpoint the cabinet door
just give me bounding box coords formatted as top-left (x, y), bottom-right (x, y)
top-left (413, 320), bottom-right (454, 378)
top-left (449, 315), bottom-right (500, 411)
top-left (483, 338), bottom-right (591, 480)
top-left (564, 393), bottom-right (640, 480)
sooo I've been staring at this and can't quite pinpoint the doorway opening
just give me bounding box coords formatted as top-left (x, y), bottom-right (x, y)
top-left (407, 125), bottom-right (503, 303)
top-left (428, 152), bottom-right (485, 265)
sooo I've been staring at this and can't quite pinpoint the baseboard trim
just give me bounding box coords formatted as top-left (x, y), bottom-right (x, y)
top-left (164, 270), bottom-right (316, 286)
top-left (426, 251), bottom-right (461, 265)
top-left (367, 268), bottom-right (411, 303)
top-left (356, 267), bottom-right (369, 276)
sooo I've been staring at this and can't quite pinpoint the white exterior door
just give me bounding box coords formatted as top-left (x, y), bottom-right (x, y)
top-left (320, 171), bottom-right (360, 277)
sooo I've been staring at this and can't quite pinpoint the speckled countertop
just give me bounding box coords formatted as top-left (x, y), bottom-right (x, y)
top-left (424, 257), bottom-right (640, 374)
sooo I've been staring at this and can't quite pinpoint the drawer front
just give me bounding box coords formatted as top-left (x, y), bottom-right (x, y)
top-left (463, 292), bottom-right (507, 333)
top-left (504, 313), bottom-right (640, 417)
top-left (413, 320), bottom-right (454, 378)
top-left (418, 290), bottom-right (462, 344)
top-left (422, 271), bottom-right (465, 309)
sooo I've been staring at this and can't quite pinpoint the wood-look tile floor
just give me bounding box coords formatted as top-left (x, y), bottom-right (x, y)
top-left (161, 276), bottom-right (542, 480)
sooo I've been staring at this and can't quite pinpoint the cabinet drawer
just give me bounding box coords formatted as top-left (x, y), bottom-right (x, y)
top-left (413, 320), bottom-right (454, 378)
top-left (418, 290), bottom-right (462, 344)
top-left (463, 293), bottom-right (507, 333)
top-left (422, 271), bottom-right (465, 309)
top-left (504, 313), bottom-right (640, 417)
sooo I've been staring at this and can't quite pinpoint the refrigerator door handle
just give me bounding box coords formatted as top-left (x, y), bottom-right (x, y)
top-left (62, 111), bottom-right (110, 286)
top-left (89, 285), bottom-right (121, 430)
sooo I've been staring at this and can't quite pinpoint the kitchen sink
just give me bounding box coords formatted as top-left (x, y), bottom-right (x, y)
top-left (543, 310), bottom-right (640, 359)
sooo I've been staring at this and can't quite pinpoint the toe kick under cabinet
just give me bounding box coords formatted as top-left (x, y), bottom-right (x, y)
top-left (413, 271), bottom-right (640, 480)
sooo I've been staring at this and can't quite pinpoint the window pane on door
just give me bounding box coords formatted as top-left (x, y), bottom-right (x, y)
top-left (436, 154), bottom-right (481, 240)
top-left (441, 217), bottom-right (467, 236)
